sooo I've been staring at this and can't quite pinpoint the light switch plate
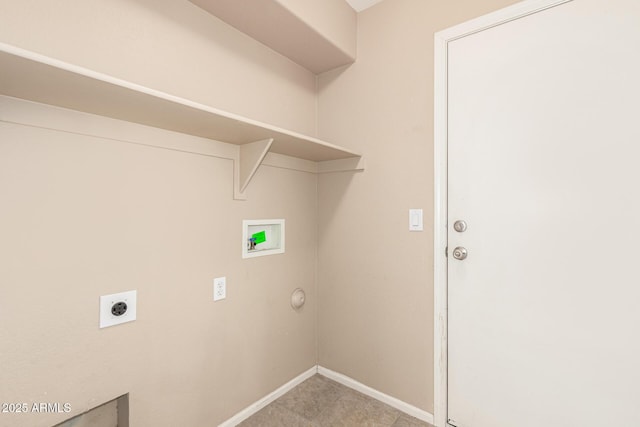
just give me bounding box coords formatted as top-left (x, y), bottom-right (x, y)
top-left (409, 209), bottom-right (423, 231)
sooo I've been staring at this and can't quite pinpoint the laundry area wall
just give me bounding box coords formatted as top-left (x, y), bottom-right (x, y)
top-left (0, 0), bottom-right (517, 426)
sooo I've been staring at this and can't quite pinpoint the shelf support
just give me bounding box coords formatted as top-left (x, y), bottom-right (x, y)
top-left (234, 138), bottom-right (274, 200)
top-left (317, 156), bottom-right (365, 173)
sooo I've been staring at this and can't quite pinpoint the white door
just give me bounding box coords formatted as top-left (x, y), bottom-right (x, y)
top-left (447, 1), bottom-right (640, 426)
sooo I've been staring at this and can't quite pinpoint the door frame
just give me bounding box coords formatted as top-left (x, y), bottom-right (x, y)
top-left (433, 1), bottom-right (572, 425)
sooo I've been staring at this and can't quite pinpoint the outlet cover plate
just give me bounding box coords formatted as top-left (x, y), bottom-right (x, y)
top-left (214, 277), bottom-right (226, 301)
top-left (99, 290), bottom-right (137, 328)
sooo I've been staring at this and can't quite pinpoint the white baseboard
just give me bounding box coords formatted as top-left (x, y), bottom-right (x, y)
top-left (317, 366), bottom-right (434, 425)
top-left (218, 365), bottom-right (434, 426)
top-left (218, 366), bottom-right (318, 427)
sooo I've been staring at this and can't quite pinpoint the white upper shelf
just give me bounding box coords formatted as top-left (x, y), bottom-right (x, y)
top-left (0, 43), bottom-right (361, 162)
top-left (188, 0), bottom-right (356, 74)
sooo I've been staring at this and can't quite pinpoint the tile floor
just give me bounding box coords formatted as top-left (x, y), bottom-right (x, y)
top-left (238, 374), bottom-right (433, 427)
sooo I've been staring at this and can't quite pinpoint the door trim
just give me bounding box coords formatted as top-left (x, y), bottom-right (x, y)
top-left (432, 1), bottom-right (572, 425)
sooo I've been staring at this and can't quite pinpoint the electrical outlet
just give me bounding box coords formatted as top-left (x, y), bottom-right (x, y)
top-left (213, 277), bottom-right (226, 301)
top-left (100, 290), bottom-right (137, 328)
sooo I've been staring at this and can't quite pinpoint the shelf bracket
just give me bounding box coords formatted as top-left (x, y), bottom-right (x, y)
top-left (317, 156), bottom-right (365, 173)
top-left (234, 138), bottom-right (274, 200)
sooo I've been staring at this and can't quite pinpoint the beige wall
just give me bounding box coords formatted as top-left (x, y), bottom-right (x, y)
top-left (0, 0), bottom-right (317, 135)
top-left (0, 100), bottom-right (318, 427)
top-left (316, 0), bottom-right (519, 413)
top-left (0, 1), bottom-right (320, 425)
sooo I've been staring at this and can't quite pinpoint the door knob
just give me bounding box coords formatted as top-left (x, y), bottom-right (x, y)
top-left (452, 246), bottom-right (468, 260)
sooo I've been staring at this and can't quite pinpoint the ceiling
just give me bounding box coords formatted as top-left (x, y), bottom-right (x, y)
top-left (345, 0), bottom-right (385, 12)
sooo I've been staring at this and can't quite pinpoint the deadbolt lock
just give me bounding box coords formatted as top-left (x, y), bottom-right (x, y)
top-left (453, 220), bottom-right (467, 232)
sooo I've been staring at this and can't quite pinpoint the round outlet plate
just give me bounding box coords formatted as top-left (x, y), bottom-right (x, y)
top-left (111, 301), bottom-right (128, 316)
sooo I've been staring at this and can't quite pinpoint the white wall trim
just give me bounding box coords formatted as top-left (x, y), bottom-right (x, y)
top-left (217, 366), bottom-right (318, 427)
top-left (317, 366), bottom-right (434, 425)
top-left (433, 16), bottom-right (449, 427)
top-left (218, 365), bottom-right (434, 426)
top-left (432, 1), bottom-right (572, 426)
top-left (435, 0), bottom-right (572, 43)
